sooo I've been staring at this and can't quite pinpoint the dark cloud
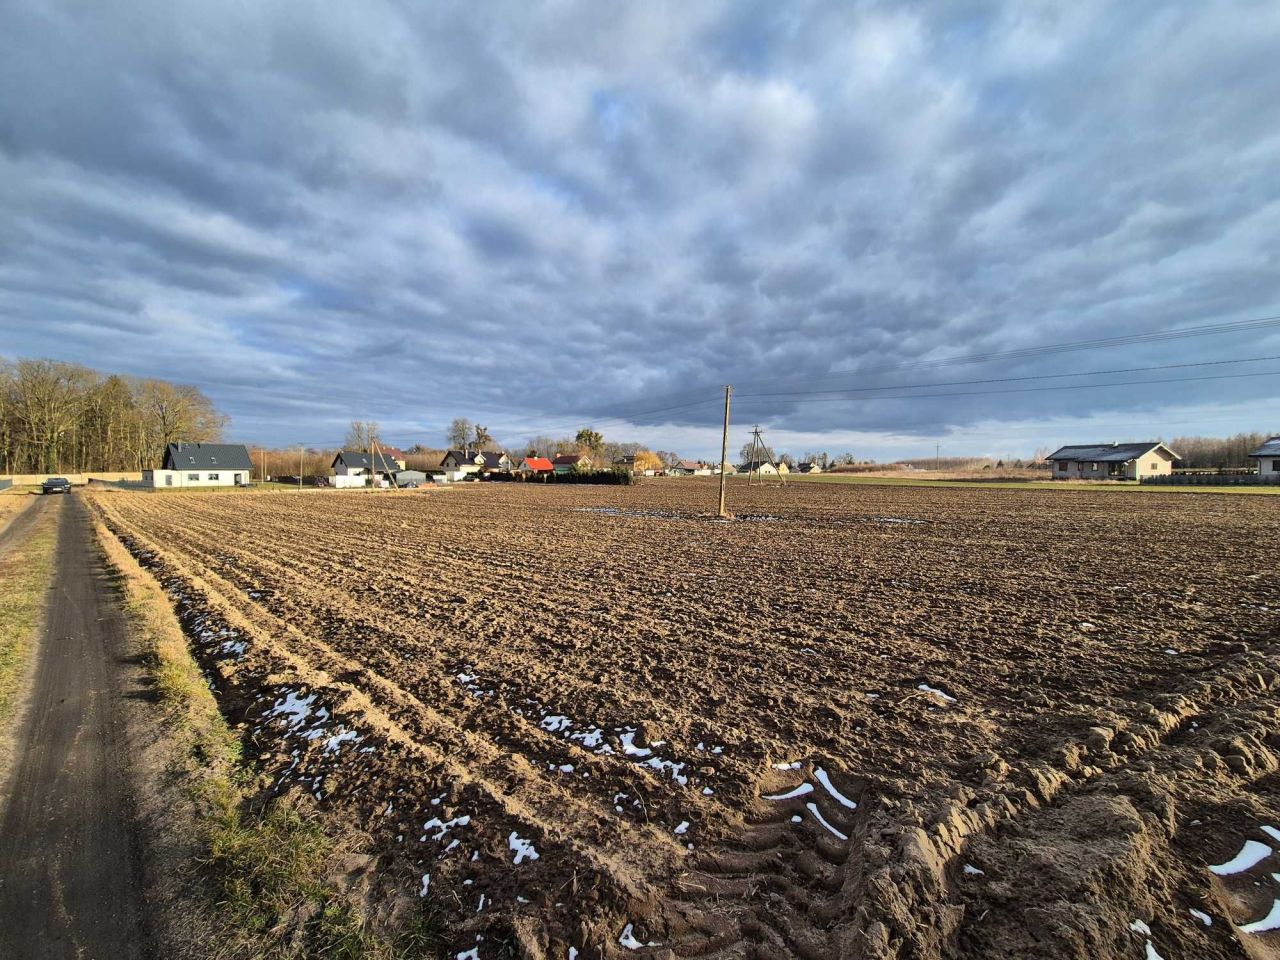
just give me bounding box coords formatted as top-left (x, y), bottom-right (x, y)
top-left (2, 0), bottom-right (1280, 457)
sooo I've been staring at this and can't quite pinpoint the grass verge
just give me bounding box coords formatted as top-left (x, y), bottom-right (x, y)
top-left (90, 512), bottom-right (444, 959)
top-left (0, 499), bottom-right (58, 775)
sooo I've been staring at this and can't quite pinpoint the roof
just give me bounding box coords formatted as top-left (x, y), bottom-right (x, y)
top-left (442, 449), bottom-right (509, 468)
top-left (332, 450), bottom-right (399, 471)
top-left (678, 460), bottom-right (703, 470)
top-left (380, 446), bottom-right (407, 460)
top-left (1044, 442), bottom-right (1177, 463)
top-left (552, 454), bottom-right (587, 465)
top-left (1248, 436), bottom-right (1280, 458)
top-left (162, 442), bottom-right (252, 470)
top-left (522, 457), bottom-right (554, 471)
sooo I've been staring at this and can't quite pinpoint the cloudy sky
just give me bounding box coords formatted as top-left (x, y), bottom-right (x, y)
top-left (3, 1), bottom-right (1279, 459)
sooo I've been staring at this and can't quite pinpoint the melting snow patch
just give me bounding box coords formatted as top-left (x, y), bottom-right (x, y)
top-left (1209, 839), bottom-right (1272, 875)
top-left (764, 783), bottom-right (815, 801)
top-left (269, 691), bottom-right (316, 728)
top-left (508, 832), bottom-right (539, 864)
top-left (456, 949), bottom-right (479, 960)
top-left (618, 731), bottom-right (652, 757)
top-left (419, 874), bottom-right (430, 897)
top-left (1129, 920), bottom-right (1152, 936)
top-left (1241, 900), bottom-right (1280, 934)
top-left (814, 768), bottom-right (857, 809)
top-left (773, 761), bottom-right (802, 770)
top-left (1144, 942), bottom-right (1165, 960)
top-left (642, 757), bottom-right (688, 786)
top-left (872, 517), bottom-right (927, 525)
top-left (540, 715), bottom-right (571, 733)
top-left (618, 923), bottom-right (656, 950)
top-left (324, 729), bottom-right (360, 753)
top-left (806, 802), bottom-right (849, 841)
top-left (917, 683), bottom-right (956, 703)
top-left (1189, 909), bottom-right (1212, 926)
top-left (963, 864), bottom-right (984, 876)
top-left (1261, 826), bottom-right (1280, 844)
top-left (674, 821), bottom-right (690, 835)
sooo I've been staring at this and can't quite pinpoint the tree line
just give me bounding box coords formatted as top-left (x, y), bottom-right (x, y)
top-left (1, 358), bottom-right (226, 474)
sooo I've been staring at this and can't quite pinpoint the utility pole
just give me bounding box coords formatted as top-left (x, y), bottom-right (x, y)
top-left (717, 385), bottom-right (732, 518)
top-left (260, 448), bottom-right (265, 485)
top-left (298, 444), bottom-right (303, 494)
top-left (935, 442), bottom-right (940, 471)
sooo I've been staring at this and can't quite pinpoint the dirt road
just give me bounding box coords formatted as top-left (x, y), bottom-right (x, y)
top-left (0, 495), bottom-right (152, 959)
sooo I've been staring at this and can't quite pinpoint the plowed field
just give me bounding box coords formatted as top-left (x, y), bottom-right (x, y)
top-left (88, 481), bottom-right (1280, 960)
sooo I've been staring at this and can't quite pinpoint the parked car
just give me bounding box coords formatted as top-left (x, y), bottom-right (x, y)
top-left (41, 477), bottom-right (71, 495)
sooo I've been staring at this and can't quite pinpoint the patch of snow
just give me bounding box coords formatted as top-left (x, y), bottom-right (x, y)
top-left (618, 923), bottom-right (656, 950)
top-left (764, 783), bottom-right (815, 801)
top-left (1261, 825), bottom-right (1280, 844)
top-left (540, 715), bottom-right (572, 733)
top-left (1241, 899), bottom-right (1280, 934)
top-left (1209, 839), bottom-right (1272, 875)
top-left (674, 821), bottom-right (690, 835)
top-left (702, 787), bottom-right (714, 796)
top-left (1144, 941), bottom-right (1165, 960)
top-left (917, 683), bottom-right (956, 703)
top-left (642, 757), bottom-right (688, 785)
top-left (806, 801), bottom-right (849, 841)
top-left (1129, 919), bottom-right (1152, 936)
top-left (558, 764), bottom-right (574, 773)
top-left (963, 864), bottom-right (984, 876)
top-left (772, 761), bottom-right (802, 770)
top-left (456, 949), bottom-right (479, 960)
top-left (324, 729), bottom-right (360, 753)
top-left (618, 731), bottom-right (652, 757)
top-left (1189, 909), bottom-right (1212, 926)
top-left (509, 831), bottom-right (540, 864)
top-left (268, 690), bottom-right (316, 728)
top-left (419, 874), bottom-right (430, 897)
top-left (813, 768), bottom-right (857, 809)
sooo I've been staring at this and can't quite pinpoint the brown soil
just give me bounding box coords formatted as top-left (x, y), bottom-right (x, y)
top-left (86, 480), bottom-right (1280, 959)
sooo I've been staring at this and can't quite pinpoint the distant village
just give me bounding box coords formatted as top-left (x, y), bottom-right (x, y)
top-left (128, 433), bottom-right (1280, 491)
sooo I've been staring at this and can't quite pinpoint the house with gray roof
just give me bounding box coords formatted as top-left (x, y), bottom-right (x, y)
top-left (146, 442), bottom-right (253, 488)
top-left (1045, 442), bottom-right (1178, 480)
top-left (332, 450), bottom-right (400, 476)
top-left (1247, 436), bottom-right (1280, 479)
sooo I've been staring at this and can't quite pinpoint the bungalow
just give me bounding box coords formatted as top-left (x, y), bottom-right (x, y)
top-left (796, 462), bottom-right (823, 475)
top-left (146, 442), bottom-right (253, 488)
top-left (552, 454), bottom-right (591, 475)
top-left (737, 458), bottom-right (780, 476)
top-left (517, 456), bottom-right (555, 477)
top-left (1247, 437), bottom-right (1280, 479)
top-left (332, 450), bottom-right (399, 476)
top-left (441, 450), bottom-right (513, 476)
top-left (1045, 442), bottom-right (1178, 480)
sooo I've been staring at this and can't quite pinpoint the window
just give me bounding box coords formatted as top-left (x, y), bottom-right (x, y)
top-left (1057, 461), bottom-right (1068, 472)
top-left (208, 473), bottom-right (220, 481)
top-left (1272, 460), bottom-right (1280, 472)
top-left (1090, 463), bottom-right (1098, 472)
top-left (165, 474), bottom-right (173, 486)
top-left (187, 473), bottom-right (199, 481)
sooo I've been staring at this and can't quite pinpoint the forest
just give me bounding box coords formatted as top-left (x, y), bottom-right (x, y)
top-left (1, 358), bottom-right (226, 474)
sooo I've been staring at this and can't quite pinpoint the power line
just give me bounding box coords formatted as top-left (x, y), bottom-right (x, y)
top-left (729, 368), bottom-right (1280, 407)
top-left (733, 354), bottom-right (1280, 400)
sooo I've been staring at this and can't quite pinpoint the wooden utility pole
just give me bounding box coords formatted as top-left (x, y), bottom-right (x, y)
top-left (298, 444), bottom-right (303, 493)
top-left (717, 385), bottom-right (732, 518)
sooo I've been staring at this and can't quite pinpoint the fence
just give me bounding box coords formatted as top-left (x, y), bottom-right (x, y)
top-left (1141, 473), bottom-right (1279, 486)
top-left (0, 472), bottom-right (144, 487)
top-left (0, 478), bottom-right (11, 492)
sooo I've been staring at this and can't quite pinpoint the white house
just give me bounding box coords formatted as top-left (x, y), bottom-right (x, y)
top-left (1045, 442), bottom-right (1178, 480)
top-left (145, 442), bottom-right (252, 488)
top-left (441, 450), bottom-right (513, 477)
top-left (1248, 437), bottom-right (1280, 479)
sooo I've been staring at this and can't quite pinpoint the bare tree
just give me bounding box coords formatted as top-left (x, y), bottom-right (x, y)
top-left (447, 418), bottom-right (473, 450)
top-left (345, 420), bottom-right (381, 450)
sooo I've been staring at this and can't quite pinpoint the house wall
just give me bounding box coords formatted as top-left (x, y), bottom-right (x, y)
top-left (332, 474), bottom-right (366, 488)
top-left (1256, 457), bottom-right (1280, 477)
top-left (146, 469), bottom-right (246, 488)
top-left (1051, 452), bottom-right (1174, 480)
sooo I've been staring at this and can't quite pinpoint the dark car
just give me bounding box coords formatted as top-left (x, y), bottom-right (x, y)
top-left (41, 477), bottom-right (72, 495)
